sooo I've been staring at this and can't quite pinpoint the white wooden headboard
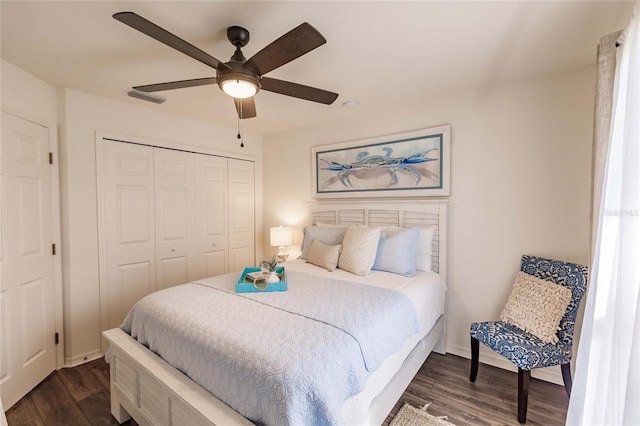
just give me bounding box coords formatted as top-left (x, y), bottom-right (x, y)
top-left (309, 201), bottom-right (447, 278)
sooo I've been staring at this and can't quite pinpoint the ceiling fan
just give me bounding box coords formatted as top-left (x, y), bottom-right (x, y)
top-left (113, 12), bottom-right (339, 119)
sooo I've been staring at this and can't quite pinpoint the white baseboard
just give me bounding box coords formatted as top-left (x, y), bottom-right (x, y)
top-left (447, 343), bottom-right (565, 386)
top-left (64, 349), bottom-right (103, 368)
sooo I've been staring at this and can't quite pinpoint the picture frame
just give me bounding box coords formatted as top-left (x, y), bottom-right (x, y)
top-left (311, 125), bottom-right (450, 199)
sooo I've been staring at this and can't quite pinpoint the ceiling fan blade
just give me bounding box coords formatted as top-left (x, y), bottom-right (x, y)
top-left (113, 12), bottom-right (231, 72)
top-left (133, 77), bottom-right (217, 92)
top-left (261, 77), bottom-right (338, 105)
top-left (234, 97), bottom-right (257, 119)
top-left (244, 23), bottom-right (326, 76)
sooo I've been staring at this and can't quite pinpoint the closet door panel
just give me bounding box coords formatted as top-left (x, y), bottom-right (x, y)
top-left (101, 141), bottom-right (156, 330)
top-left (157, 256), bottom-right (188, 289)
top-left (228, 159), bottom-right (254, 272)
top-left (204, 251), bottom-right (226, 277)
top-left (154, 148), bottom-right (194, 290)
top-left (100, 141), bottom-right (256, 337)
top-left (193, 155), bottom-right (227, 279)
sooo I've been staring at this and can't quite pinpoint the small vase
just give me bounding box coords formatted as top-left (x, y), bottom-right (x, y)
top-left (267, 271), bottom-right (280, 283)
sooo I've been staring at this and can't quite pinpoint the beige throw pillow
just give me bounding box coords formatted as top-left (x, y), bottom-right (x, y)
top-left (500, 271), bottom-right (572, 344)
top-left (337, 225), bottom-right (381, 276)
top-left (307, 240), bottom-right (341, 271)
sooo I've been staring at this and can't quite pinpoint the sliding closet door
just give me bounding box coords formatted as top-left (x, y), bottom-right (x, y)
top-left (228, 159), bottom-right (255, 271)
top-left (100, 141), bottom-right (156, 331)
top-left (99, 140), bottom-right (256, 337)
top-left (193, 154), bottom-right (228, 279)
top-left (154, 148), bottom-right (195, 290)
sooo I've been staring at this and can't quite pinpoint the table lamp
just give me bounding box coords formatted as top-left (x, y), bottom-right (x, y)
top-left (270, 226), bottom-right (292, 263)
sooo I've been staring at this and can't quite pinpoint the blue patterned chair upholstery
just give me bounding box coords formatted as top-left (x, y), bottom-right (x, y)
top-left (469, 255), bottom-right (588, 424)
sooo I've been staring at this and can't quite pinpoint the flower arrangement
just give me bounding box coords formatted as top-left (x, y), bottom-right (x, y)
top-left (259, 255), bottom-right (279, 272)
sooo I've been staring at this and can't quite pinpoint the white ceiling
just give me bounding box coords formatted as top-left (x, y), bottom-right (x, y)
top-left (1, 1), bottom-right (633, 135)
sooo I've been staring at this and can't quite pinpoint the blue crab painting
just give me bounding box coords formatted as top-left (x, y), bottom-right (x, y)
top-left (319, 146), bottom-right (439, 189)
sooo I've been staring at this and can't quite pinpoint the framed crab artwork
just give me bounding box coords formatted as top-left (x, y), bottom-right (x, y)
top-left (312, 125), bottom-right (450, 198)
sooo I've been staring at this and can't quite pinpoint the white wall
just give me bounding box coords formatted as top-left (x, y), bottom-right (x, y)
top-left (58, 89), bottom-right (263, 364)
top-left (1, 60), bottom-right (57, 124)
top-left (262, 66), bottom-right (595, 384)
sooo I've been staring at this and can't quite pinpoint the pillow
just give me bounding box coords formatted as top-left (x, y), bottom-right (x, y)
top-left (372, 227), bottom-right (420, 276)
top-left (379, 226), bottom-right (435, 272)
top-left (415, 227), bottom-right (435, 272)
top-left (500, 271), bottom-right (572, 344)
top-left (306, 240), bottom-right (341, 271)
top-left (299, 225), bottom-right (348, 259)
top-left (314, 222), bottom-right (347, 228)
top-left (338, 225), bottom-right (381, 276)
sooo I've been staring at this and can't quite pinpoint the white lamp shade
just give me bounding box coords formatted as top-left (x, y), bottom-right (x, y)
top-left (270, 226), bottom-right (292, 247)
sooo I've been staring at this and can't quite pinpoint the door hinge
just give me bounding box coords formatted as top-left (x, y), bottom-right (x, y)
top-left (55, 332), bottom-right (59, 345)
top-left (52, 243), bottom-right (56, 255)
top-left (49, 152), bottom-right (53, 164)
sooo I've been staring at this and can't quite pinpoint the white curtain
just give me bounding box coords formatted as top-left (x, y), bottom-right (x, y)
top-left (567, 5), bottom-right (640, 426)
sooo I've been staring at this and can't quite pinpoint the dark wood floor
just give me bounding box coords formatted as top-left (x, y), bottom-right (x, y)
top-left (384, 353), bottom-right (568, 426)
top-left (6, 353), bottom-right (567, 426)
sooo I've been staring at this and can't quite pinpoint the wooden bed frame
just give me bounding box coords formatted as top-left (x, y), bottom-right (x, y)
top-left (103, 200), bottom-right (448, 426)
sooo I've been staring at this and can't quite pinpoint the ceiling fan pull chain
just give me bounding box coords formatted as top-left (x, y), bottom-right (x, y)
top-left (237, 101), bottom-right (244, 148)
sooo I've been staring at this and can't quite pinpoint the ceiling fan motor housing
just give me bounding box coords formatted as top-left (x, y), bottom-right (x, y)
top-left (218, 26), bottom-right (261, 96)
top-left (216, 61), bottom-right (262, 95)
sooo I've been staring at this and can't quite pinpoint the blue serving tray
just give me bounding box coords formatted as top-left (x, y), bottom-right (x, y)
top-left (236, 267), bottom-right (287, 293)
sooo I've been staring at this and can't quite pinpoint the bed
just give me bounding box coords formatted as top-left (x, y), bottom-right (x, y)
top-left (103, 200), bottom-right (448, 426)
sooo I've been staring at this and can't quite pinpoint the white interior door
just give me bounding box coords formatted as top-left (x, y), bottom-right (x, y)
top-left (228, 159), bottom-right (255, 271)
top-left (154, 148), bottom-right (195, 289)
top-left (193, 154), bottom-right (228, 279)
top-left (0, 112), bottom-right (56, 409)
top-left (100, 140), bottom-right (156, 332)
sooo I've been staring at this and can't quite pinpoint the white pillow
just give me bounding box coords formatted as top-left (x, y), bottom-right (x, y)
top-left (338, 225), bottom-right (381, 276)
top-left (306, 240), bottom-right (341, 271)
top-left (416, 227), bottom-right (434, 272)
top-left (299, 225), bottom-right (348, 259)
top-left (380, 226), bottom-right (434, 272)
top-left (372, 227), bottom-right (420, 276)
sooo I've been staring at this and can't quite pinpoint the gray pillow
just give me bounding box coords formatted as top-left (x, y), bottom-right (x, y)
top-left (299, 225), bottom-right (348, 259)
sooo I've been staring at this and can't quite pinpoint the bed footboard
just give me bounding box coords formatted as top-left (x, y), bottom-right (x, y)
top-left (103, 328), bottom-right (253, 426)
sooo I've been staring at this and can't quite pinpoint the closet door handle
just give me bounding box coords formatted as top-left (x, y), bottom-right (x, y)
top-left (171, 248), bottom-right (177, 252)
top-left (212, 243), bottom-right (216, 247)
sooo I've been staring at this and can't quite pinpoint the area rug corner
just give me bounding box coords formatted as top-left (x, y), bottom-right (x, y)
top-left (390, 402), bottom-right (456, 426)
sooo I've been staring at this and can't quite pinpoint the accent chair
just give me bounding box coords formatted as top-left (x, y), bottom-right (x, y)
top-left (469, 255), bottom-right (588, 424)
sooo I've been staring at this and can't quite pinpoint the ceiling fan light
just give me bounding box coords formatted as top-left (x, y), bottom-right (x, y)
top-left (221, 79), bottom-right (257, 99)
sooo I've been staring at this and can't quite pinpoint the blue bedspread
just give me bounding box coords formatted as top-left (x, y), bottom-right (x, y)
top-left (120, 270), bottom-right (418, 425)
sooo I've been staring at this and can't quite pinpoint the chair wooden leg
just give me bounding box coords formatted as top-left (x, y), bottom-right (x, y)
top-left (561, 363), bottom-right (572, 397)
top-left (470, 337), bottom-right (479, 382)
top-left (518, 368), bottom-right (530, 424)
